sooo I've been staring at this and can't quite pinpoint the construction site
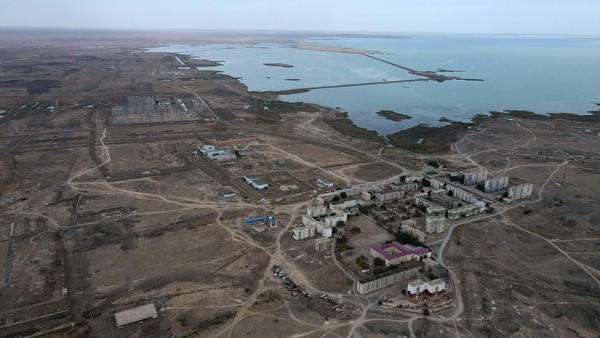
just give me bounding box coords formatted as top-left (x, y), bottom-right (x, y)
top-left (0, 30), bottom-right (599, 338)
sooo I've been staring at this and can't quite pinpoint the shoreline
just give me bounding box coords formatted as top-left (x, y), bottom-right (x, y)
top-left (291, 43), bottom-right (383, 54)
top-left (147, 43), bottom-right (600, 150)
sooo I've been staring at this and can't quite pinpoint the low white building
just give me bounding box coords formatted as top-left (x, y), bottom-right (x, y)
top-left (114, 303), bottom-right (158, 328)
top-left (199, 144), bottom-right (216, 153)
top-left (244, 176), bottom-right (269, 190)
top-left (317, 177), bottom-right (334, 187)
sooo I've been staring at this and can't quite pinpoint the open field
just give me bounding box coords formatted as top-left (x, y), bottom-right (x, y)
top-left (0, 30), bottom-right (599, 338)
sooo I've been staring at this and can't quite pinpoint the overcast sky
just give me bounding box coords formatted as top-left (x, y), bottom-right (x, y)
top-left (1, 0), bottom-right (598, 36)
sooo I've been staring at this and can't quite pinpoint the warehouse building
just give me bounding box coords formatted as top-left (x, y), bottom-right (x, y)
top-left (244, 175), bottom-right (269, 190)
top-left (316, 177), bottom-right (334, 188)
top-left (244, 215), bottom-right (277, 228)
top-left (114, 303), bottom-right (158, 328)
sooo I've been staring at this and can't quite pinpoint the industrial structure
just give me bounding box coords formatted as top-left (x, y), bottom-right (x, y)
top-left (484, 176), bottom-right (509, 193)
top-left (244, 175), bottom-right (269, 190)
top-left (370, 241), bottom-right (431, 267)
top-left (198, 144), bottom-right (237, 161)
top-left (406, 279), bottom-right (446, 303)
top-left (218, 188), bottom-right (236, 198)
top-left (114, 303), bottom-right (158, 328)
top-left (244, 215), bottom-right (278, 228)
top-left (316, 177), bottom-right (334, 188)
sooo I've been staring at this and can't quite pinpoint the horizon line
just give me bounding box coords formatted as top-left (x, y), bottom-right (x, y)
top-left (0, 26), bottom-right (599, 39)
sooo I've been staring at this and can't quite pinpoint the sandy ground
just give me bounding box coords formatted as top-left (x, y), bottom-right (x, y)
top-left (1, 33), bottom-right (599, 338)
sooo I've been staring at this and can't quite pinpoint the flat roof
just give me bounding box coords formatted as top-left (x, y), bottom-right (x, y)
top-left (408, 279), bottom-right (424, 288)
top-left (114, 303), bottom-right (157, 327)
top-left (372, 241), bottom-right (429, 260)
top-left (358, 261), bottom-right (420, 284)
top-left (245, 175), bottom-right (268, 186)
top-left (294, 225), bottom-right (314, 232)
top-left (428, 279), bottom-right (445, 287)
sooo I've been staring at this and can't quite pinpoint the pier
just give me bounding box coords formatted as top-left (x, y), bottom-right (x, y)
top-left (266, 78), bottom-right (430, 95)
top-left (363, 54), bottom-right (463, 82)
top-left (265, 53), bottom-right (483, 95)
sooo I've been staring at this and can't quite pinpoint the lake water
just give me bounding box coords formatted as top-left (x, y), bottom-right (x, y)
top-left (146, 34), bottom-right (600, 135)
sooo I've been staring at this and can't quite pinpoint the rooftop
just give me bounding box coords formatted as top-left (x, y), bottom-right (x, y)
top-left (317, 177), bottom-right (333, 184)
top-left (245, 175), bottom-right (268, 186)
top-left (428, 279), bottom-right (445, 287)
top-left (358, 261), bottom-right (421, 284)
top-left (372, 241), bottom-right (429, 260)
top-left (407, 279), bottom-right (424, 288)
top-left (114, 303), bottom-right (157, 327)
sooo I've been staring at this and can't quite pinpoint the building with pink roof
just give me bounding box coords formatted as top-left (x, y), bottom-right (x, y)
top-left (371, 241), bottom-right (431, 266)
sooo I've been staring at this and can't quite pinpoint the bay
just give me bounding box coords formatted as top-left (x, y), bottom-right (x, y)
top-left (146, 34), bottom-right (600, 135)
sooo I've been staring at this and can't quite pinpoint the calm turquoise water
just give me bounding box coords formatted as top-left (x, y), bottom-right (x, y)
top-left (146, 35), bottom-right (600, 135)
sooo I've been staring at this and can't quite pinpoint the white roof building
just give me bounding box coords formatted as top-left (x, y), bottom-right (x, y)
top-left (114, 303), bottom-right (158, 328)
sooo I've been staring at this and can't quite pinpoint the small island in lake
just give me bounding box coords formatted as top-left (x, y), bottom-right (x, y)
top-left (263, 63), bottom-right (294, 68)
top-left (377, 110), bottom-right (412, 121)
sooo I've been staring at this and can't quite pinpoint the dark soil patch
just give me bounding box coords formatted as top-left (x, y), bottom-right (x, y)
top-left (25, 80), bottom-right (60, 95)
top-left (387, 123), bottom-right (469, 153)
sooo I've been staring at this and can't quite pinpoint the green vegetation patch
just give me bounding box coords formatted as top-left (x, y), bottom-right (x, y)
top-left (244, 98), bottom-right (319, 120)
top-left (387, 123), bottom-right (469, 154)
top-left (490, 110), bottom-right (600, 122)
top-left (324, 112), bottom-right (385, 144)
